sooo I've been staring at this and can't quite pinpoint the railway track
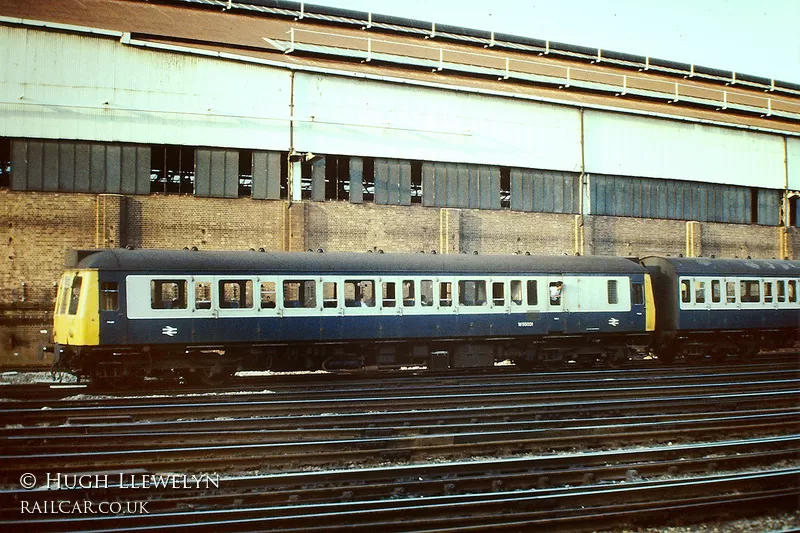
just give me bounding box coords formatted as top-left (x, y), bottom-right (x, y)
top-left (1, 363), bottom-right (798, 531)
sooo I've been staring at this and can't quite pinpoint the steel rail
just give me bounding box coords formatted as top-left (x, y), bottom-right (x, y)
top-left (3, 469), bottom-right (797, 532)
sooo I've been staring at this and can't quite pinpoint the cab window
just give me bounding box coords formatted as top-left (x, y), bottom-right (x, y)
top-left (58, 275), bottom-right (73, 315)
top-left (68, 276), bottom-right (83, 315)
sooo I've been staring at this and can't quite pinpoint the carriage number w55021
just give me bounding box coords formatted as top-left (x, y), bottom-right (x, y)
top-left (517, 322), bottom-right (535, 327)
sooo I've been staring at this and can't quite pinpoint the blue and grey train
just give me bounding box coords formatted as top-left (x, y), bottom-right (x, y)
top-left (50, 249), bottom-right (798, 384)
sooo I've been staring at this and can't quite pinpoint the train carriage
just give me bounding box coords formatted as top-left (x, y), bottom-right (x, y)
top-left (641, 256), bottom-right (800, 363)
top-left (51, 249), bottom-right (655, 384)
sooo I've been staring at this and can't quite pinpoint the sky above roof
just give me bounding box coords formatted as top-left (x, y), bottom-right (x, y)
top-left (308, 0), bottom-right (800, 85)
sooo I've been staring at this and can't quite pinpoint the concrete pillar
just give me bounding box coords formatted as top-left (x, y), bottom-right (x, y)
top-left (439, 208), bottom-right (460, 254)
top-left (95, 194), bottom-right (125, 248)
top-left (685, 221), bottom-right (702, 257)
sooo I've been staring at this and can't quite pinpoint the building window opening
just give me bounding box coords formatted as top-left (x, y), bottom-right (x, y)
top-left (362, 157), bottom-right (375, 202)
top-left (300, 160), bottom-right (313, 200)
top-left (789, 196), bottom-right (798, 227)
top-left (410, 161), bottom-right (423, 203)
top-left (238, 150), bottom-right (253, 198)
top-left (500, 167), bottom-right (511, 209)
top-left (151, 145), bottom-right (195, 194)
top-left (0, 138), bottom-right (10, 188)
top-left (750, 188), bottom-right (759, 224)
top-left (325, 155), bottom-right (350, 201)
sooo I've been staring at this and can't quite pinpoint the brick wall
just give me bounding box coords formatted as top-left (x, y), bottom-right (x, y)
top-left (2, 191), bottom-right (798, 368)
top-left (586, 216), bottom-right (686, 257)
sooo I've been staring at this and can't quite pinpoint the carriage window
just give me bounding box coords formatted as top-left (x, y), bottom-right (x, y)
top-left (322, 281), bottom-right (338, 308)
top-left (283, 280), bottom-right (316, 308)
top-left (740, 280), bottom-right (760, 303)
top-left (382, 282), bottom-right (396, 308)
top-left (711, 280), bottom-right (721, 303)
top-left (68, 276), bottom-right (83, 315)
top-left (195, 282), bottom-right (211, 310)
top-left (763, 282), bottom-right (773, 303)
top-left (260, 282), bottom-right (276, 309)
top-left (101, 282), bottom-right (119, 311)
top-left (726, 282), bottom-right (736, 304)
top-left (527, 280), bottom-right (538, 306)
top-left (694, 281), bottom-right (705, 304)
top-left (151, 279), bottom-right (186, 309)
top-left (492, 282), bottom-right (505, 306)
top-left (789, 280), bottom-right (797, 303)
top-left (439, 282), bottom-right (452, 307)
top-left (631, 282), bottom-right (644, 305)
top-left (510, 280), bottom-right (523, 306)
top-left (219, 280), bottom-right (253, 309)
top-left (345, 279), bottom-right (374, 307)
top-left (402, 280), bottom-right (415, 307)
top-left (459, 280), bottom-right (487, 306)
top-left (776, 281), bottom-right (785, 303)
top-left (680, 280), bottom-right (691, 303)
top-left (420, 280), bottom-right (434, 307)
top-left (607, 280), bottom-right (618, 305)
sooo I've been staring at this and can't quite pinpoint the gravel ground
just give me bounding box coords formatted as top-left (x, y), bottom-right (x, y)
top-left (599, 511), bottom-right (800, 532)
top-left (0, 371), bottom-right (77, 385)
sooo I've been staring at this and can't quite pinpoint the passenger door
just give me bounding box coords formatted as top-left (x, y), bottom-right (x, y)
top-left (546, 276), bottom-right (566, 333)
top-left (191, 276), bottom-right (217, 343)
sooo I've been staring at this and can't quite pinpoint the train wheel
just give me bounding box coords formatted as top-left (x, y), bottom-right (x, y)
top-left (539, 351), bottom-right (564, 372)
top-left (605, 347), bottom-right (627, 369)
top-left (709, 347), bottom-right (727, 364)
top-left (657, 349), bottom-right (675, 365)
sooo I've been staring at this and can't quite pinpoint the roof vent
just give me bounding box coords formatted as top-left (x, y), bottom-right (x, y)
top-left (191, 246), bottom-right (199, 251)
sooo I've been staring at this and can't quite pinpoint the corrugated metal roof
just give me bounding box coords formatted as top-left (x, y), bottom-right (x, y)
top-left (1, 0), bottom-right (799, 135)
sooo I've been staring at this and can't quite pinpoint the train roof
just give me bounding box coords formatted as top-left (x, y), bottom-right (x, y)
top-left (68, 249), bottom-right (646, 275)
top-left (640, 255), bottom-right (800, 276)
